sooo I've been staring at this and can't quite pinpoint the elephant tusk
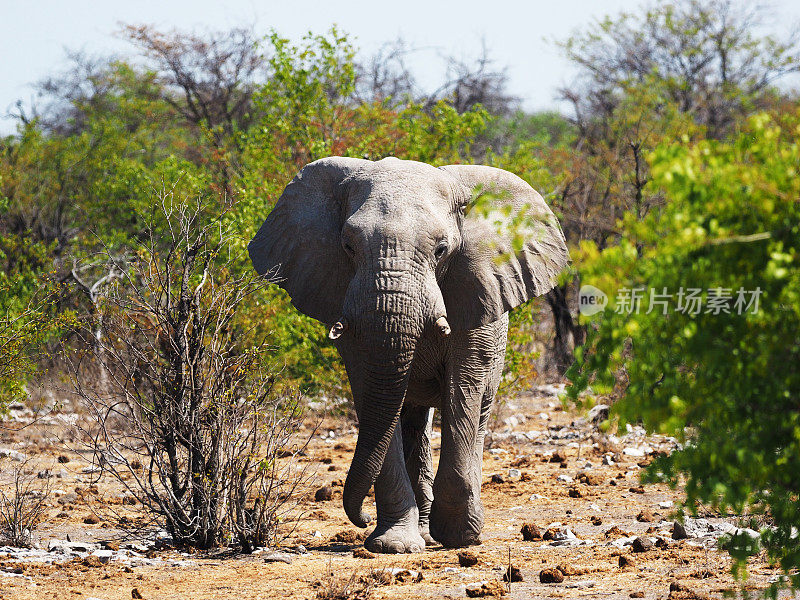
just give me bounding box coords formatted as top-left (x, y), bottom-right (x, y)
top-left (435, 316), bottom-right (451, 338)
top-left (328, 319), bottom-right (349, 340)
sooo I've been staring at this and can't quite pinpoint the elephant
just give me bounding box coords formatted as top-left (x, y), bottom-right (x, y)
top-left (249, 157), bottom-right (569, 553)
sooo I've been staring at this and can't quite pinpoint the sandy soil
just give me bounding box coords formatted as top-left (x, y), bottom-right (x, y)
top-left (0, 386), bottom-right (784, 600)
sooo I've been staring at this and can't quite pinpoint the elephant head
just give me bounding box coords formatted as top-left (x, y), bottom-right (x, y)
top-left (248, 157), bottom-right (568, 528)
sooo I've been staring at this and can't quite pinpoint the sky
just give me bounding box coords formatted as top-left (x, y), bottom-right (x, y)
top-left (2, 0), bottom-right (799, 134)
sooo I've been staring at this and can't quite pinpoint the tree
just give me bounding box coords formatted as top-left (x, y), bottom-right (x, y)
top-left (0, 190), bottom-right (67, 408)
top-left (120, 25), bottom-right (265, 197)
top-left (354, 38), bottom-right (418, 107)
top-left (355, 37), bottom-right (517, 119)
top-left (568, 108), bottom-right (800, 591)
top-left (1, 60), bottom-right (185, 255)
top-left (541, 0), bottom-right (800, 374)
top-left (559, 0), bottom-right (800, 138)
top-left (121, 25), bottom-right (263, 139)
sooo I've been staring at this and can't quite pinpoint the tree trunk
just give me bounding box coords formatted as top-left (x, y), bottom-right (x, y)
top-left (545, 283), bottom-right (584, 376)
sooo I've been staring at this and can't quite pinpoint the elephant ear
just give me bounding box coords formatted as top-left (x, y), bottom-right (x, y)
top-left (248, 157), bottom-right (369, 325)
top-left (439, 165), bottom-right (569, 331)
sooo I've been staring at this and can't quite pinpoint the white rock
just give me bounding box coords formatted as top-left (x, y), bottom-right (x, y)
top-left (48, 540), bottom-right (100, 554)
top-left (557, 474), bottom-right (573, 483)
top-left (589, 503), bottom-right (601, 512)
top-left (549, 538), bottom-right (585, 547)
top-left (562, 528), bottom-right (576, 539)
top-left (535, 383), bottom-right (565, 397)
top-left (587, 404), bottom-right (609, 422)
top-left (0, 448), bottom-right (27, 462)
top-left (507, 468), bottom-right (522, 480)
top-left (262, 551), bottom-right (293, 564)
top-left (529, 494), bottom-right (548, 501)
top-left (659, 501), bottom-right (674, 509)
top-left (623, 447), bottom-right (646, 457)
top-left (610, 536), bottom-right (637, 548)
top-left (733, 528), bottom-right (760, 540)
top-left (565, 580), bottom-right (596, 588)
top-left (92, 549), bottom-right (114, 564)
top-left (539, 412), bottom-right (550, 420)
top-left (386, 567), bottom-right (420, 580)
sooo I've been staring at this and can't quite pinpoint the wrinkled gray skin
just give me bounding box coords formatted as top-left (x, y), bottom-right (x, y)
top-left (249, 157), bottom-right (569, 553)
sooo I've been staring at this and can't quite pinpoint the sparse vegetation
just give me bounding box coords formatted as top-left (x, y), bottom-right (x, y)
top-left (0, 458), bottom-right (51, 548)
top-left (66, 191), bottom-right (313, 550)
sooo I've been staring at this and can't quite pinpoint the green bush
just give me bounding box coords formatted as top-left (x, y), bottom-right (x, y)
top-left (568, 109), bottom-right (800, 590)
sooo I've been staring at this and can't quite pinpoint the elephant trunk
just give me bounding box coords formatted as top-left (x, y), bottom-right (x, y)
top-left (342, 346), bottom-right (414, 527)
top-left (341, 260), bottom-right (425, 527)
top-left (340, 248), bottom-right (445, 528)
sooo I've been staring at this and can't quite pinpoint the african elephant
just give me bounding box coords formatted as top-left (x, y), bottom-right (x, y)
top-left (249, 157), bottom-right (568, 553)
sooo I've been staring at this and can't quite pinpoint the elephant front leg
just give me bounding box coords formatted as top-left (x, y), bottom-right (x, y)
top-left (401, 405), bottom-right (435, 545)
top-left (429, 319), bottom-right (506, 548)
top-left (366, 423), bottom-right (426, 554)
top-left (429, 392), bottom-right (491, 547)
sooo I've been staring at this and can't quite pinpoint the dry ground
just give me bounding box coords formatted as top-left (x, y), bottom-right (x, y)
top-left (0, 386), bottom-right (786, 600)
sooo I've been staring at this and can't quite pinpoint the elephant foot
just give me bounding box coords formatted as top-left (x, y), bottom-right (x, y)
top-left (419, 524), bottom-right (435, 546)
top-left (365, 510), bottom-right (426, 554)
top-left (429, 503), bottom-right (483, 548)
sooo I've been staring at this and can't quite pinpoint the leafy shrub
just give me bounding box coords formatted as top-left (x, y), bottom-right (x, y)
top-left (568, 110), bottom-right (800, 589)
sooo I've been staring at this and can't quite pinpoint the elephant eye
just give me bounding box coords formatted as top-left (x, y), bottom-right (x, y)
top-left (434, 241), bottom-right (448, 259)
top-left (342, 241), bottom-right (355, 257)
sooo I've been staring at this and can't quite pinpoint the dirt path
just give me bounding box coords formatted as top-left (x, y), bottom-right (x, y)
top-left (0, 387), bottom-right (783, 599)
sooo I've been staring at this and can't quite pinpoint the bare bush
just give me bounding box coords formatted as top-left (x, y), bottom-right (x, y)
top-left (0, 458), bottom-right (51, 547)
top-left (120, 24), bottom-right (264, 137)
top-left (355, 38), bottom-right (517, 117)
top-left (66, 190), bottom-right (312, 550)
top-left (315, 560), bottom-right (390, 600)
